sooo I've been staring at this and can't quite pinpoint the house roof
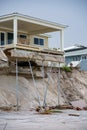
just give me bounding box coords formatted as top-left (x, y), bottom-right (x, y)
top-left (0, 12), bottom-right (68, 35)
top-left (64, 44), bottom-right (87, 57)
top-left (64, 44), bottom-right (87, 52)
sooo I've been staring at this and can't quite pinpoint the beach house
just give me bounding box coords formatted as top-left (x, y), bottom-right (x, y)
top-left (0, 12), bottom-right (67, 65)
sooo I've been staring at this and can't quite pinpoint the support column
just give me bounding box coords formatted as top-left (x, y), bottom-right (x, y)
top-left (16, 59), bottom-right (19, 111)
top-left (57, 63), bottom-right (60, 106)
top-left (60, 30), bottom-right (64, 51)
top-left (13, 17), bottom-right (17, 47)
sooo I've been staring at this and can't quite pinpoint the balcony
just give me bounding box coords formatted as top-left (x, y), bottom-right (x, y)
top-left (0, 13), bottom-right (67, 64)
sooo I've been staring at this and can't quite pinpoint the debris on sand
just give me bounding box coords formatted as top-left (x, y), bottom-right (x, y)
top-left (68, 114), bottom-right (80, 117)
top-left (0, 105), bottom-right (20, 111)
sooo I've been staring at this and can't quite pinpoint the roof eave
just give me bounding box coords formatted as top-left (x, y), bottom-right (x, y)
top-left (0, 12), bottom-right (68, 30)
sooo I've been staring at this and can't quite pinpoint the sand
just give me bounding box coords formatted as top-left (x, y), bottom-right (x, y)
top-left (0, 110), bottom-right (87, 130)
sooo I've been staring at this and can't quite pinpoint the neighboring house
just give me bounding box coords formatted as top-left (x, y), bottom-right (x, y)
top-left (0, 12), bottom-right (67, 51)
top-left (64, 44), bottom-right (87, 70)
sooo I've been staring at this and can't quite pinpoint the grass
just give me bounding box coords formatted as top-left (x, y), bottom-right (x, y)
top-left (50, 109), bottom-right (63, 113)
top-left (62, 65), bottom-right (72, 72)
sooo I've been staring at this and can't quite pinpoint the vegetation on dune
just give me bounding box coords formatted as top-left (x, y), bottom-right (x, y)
top-left (62, 65), bottom-right (72, 72)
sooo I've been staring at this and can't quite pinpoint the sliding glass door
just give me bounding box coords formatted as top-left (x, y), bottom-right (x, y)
top-left (7, 32), bottom-right (13, 44)
top-left (0, 32), bottom-right (5, 46)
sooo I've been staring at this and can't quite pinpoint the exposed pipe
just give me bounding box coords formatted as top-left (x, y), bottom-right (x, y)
top-left (28, 61), bottom-right (41, 107)
top-left (57, 63), bottom-right (60, 106)
top-left (16, 58), bottom-right (19, 111)
top-left (43, 62), bottom-right (52, 108)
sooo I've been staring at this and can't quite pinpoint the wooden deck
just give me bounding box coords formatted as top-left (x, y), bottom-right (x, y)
top-left (3, 43), bottom-right (63, 54)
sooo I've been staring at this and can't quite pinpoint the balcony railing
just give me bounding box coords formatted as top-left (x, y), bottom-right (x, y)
top-left (17, 38), bottom-right (30, 45)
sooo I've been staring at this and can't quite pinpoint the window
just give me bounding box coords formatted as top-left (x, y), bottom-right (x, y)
top-left (18, 34), bottom-right (27, 39)
top-left (8, 33), bottom-right (13, 44)
top-left (77, 56), bottom-right (81, 61)
top-left (72, 56), bottom-right (75, 61)
top-left (82, 55), bottom-right (86, 60)
top-left (0, 32), bottom-right (5, 46)
top-left (1, 33), bottom-right (5, 45)
top-left (40, 39), bottom-right (44, 45)
top-left (34, 38), bottom-right (44, 45)
top-left (34, 38), bottom-right (38, 45)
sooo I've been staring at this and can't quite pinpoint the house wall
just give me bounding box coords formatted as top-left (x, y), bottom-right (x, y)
top-left (0, 29), bottom-right (49, 48)
top-left (65, 55), bottom-right (81, 65)
top-left (65, 50), bottom-right (87, 71)
top-left (80, 60), bottom-right (87, 71)
top-left (29, 34), bottom-right (48, 48)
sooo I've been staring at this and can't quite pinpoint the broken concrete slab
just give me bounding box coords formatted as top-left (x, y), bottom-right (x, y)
top-left (4, 49), bottom-right (64, 63)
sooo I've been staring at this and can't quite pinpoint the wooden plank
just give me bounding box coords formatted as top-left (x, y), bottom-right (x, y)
top-left (3, 43), bottom-right (64, 56)
top-left (17, 44), bottom-right (64, 55)
top-left (41, 48), bottom-right (64, 55)
top-left (17, 44), bottom-right (40, 51)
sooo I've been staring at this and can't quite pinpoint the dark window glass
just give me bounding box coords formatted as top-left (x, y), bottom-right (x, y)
top-left (8, 33), bottom-right (13, 44)
top-left (1, 33), bottom-right (5, 45)
top-left (34, 38), bottom-right (44, 45)
top-left (34, 38), bottom-right (39, 45)
top-left (19, 35), bottom-right (26, 39)
top-left (40, 39), bottom-right (44, 45)
top-left (82, 55), bottom-right (86, 60)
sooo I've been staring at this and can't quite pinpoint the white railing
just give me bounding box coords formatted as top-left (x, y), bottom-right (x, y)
top-left (17, 38), bottom-right (30, 45)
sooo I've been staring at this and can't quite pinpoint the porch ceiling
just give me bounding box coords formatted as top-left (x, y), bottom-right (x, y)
top-left (18, 20), bottom-right (59, 34)
top-left (0, 19), bottom-right (60, 34)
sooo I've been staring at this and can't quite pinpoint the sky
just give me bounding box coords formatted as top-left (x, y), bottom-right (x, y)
top-left (0, 0), bottom-right (87, 48)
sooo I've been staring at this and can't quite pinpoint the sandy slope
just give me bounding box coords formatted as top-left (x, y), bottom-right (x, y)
top-left (0, 69), bottom-right (87, 110)
top-left (0, 74), bottom-right (64, 110)
top-left (0, 49), bottom-right (87, 110)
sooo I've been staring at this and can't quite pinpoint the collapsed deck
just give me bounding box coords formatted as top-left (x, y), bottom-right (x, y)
top-left (4, 44), bottom-right (64, 66)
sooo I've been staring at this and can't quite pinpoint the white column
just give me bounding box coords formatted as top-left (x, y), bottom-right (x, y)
top-left (13, 17), bottom-right (17, 47)
top-left (60, 30), bottom-right (64, 51)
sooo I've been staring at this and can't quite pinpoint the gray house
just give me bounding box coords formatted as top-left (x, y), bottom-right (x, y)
top-left (64, 45), bottom-right (87, 71)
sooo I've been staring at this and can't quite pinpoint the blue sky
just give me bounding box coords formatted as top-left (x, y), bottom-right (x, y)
top-left (0, 0), bottom-right (87, 48)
